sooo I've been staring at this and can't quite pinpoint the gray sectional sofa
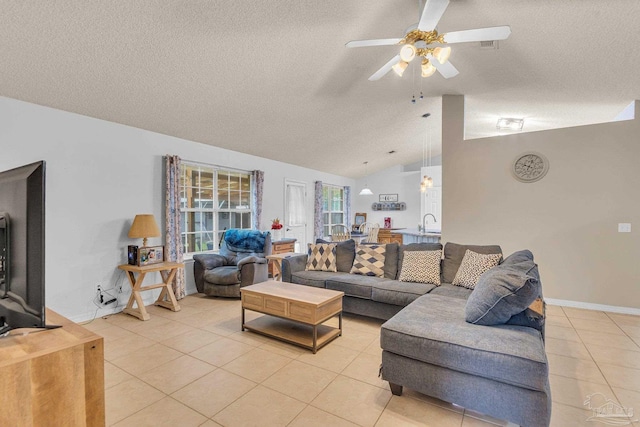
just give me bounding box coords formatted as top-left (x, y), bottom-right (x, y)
top-left (281, 240), bottom-right (551, 427)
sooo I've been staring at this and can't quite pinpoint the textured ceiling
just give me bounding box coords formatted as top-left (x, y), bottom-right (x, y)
top-left (1, 1), bottom-right (639, 178)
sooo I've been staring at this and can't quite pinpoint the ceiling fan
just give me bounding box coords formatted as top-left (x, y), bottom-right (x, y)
top-left (346, 0), bottom-right (511, 81)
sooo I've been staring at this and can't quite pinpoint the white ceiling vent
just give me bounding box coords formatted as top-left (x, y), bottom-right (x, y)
top-left (480, 40), bottom-right (499, 49)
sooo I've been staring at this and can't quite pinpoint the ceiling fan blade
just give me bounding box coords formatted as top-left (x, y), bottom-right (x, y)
top-left (346, 38), bottom-right (402, 48)
top-left (417, 0), bottom-right (450, 31)
top-left (429, 56), bottom-right (459, 79)
top-left (443, 26), bottom-right (512, 44)
top-left (368, 55), bottom-right (401, 81)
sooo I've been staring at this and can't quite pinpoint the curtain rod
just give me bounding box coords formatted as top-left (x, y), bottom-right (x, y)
top-left (174, 157), bottom-right (252, 174)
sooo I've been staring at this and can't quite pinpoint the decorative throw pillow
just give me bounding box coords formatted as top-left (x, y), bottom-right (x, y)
top-left (305, 243), bottom-right (337, 272)
top-left (398, 250), bottom-right (442, 285)
top-left (465, 259), bottom-right (541, 326)
top-left (350, 245), bottom-right (386, 277)
top-left (451, 250), bottom-right (502, 289)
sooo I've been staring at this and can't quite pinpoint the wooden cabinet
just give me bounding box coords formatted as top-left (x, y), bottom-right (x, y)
top-left (378, 229), bottom-right (404, 244)
top-left (0, 309), bottom-right (105, 426)
top-left (269, 238), bottom-right (296, 277)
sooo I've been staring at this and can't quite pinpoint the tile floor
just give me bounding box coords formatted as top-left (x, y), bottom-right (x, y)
top-left (82, 295), bottom-right (640, 427)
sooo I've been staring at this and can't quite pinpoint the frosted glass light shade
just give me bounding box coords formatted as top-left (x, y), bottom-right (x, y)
top-left (433, 46), bottom-right (451, 64)
top-left (399, 44), bottom-right (417, 62)
top-left (359, 187), bottom-right (374, 196)
top-left (392, 61), bottom-right (409, 77)
top-left (421, 61), bottom-right (436, 77)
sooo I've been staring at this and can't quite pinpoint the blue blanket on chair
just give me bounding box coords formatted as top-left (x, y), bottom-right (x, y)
top-left (224, 229), bottom-right (268, 253)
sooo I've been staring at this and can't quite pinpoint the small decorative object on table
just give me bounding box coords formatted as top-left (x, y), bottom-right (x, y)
top-left (271, 218), bottom-right (284, 241)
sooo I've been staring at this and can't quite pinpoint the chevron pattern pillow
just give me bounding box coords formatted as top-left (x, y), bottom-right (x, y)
top-left (398, 250), bottom-right (442, 285)
top-left (305, 243), bottom-right (337, 272)
top-left (350, 244), bottom-right (386, 277)
top-left (452, 250), bottom-right (502, 289)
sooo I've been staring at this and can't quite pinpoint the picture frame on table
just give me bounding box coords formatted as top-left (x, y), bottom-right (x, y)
top-left (138, 245), bottom-right (164, 266)
top-left (354, 212), bottom-right (367, 226)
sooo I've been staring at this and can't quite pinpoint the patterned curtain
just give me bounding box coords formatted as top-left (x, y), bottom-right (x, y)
top-left (344, 186), bottom-right (351, 229)
top-left (314, 181), bottom-right (323, 241)
top-left (251, 170), bottom-right (264, 230)
top-left (165, 155), bottom-right (186, 299)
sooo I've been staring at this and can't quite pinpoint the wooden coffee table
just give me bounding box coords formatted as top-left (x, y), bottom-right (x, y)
top-left (241, 281), bottom-right (344, 353)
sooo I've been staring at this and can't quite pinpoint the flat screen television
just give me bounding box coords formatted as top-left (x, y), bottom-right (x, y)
top-left (0, 161), bottom-right (55, 335)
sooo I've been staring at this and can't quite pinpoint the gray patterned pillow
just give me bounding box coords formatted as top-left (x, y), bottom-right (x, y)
top-left (452, 250), bottom-right (502, 289)
top-left (398, 250), bottom-right (441, 285)
top-left (305, 243), bottom-right (337, 272)
top-left (350, 245), bottom-right (386, 277)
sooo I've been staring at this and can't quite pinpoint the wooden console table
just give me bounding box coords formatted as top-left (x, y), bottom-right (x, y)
top-left (118, 261), bottom-right (183, 321)
top-left (0, 309), bottom-right (105, 426)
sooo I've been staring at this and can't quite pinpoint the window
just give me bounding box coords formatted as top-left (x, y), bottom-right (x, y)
top-left (180, 163), bottom-right (252, 255)
top-left (322, 185), bottom-right (345, 238)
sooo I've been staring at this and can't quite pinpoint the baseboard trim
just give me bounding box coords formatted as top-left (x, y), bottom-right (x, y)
top-left (546, 298), bottom-right (640, 316)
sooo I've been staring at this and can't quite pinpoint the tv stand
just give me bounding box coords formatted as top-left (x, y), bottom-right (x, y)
top-left (0, 309), bottom-right (105, 426)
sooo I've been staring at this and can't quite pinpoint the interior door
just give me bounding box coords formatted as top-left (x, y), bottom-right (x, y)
top-left (284, 179), bottom-right (306, 252)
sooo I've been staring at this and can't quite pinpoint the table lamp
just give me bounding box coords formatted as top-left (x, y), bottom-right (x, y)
top-left (128, 214), bottom-right (160, 247)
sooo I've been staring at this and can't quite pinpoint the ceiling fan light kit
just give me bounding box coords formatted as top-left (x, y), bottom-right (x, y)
top-left (345, 0), bottom-right (511, 81)
top-left (392, 60), bottom-right (409, 77)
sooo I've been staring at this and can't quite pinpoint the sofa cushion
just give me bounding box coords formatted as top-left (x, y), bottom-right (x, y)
top-left (350, 244), bottom-right (386, 277)
top-left (398, 250), bottom-right (441, 285)
top-left (451, 250), bottom-right (502, 289)
top-left (428, 283), bottom-right (472, 300)
top-left (326, 274), bottom-right (381, 299)
top-left (316, 238), bottom-right (356, 273)
top-left (291, 270), bottom-right (344, 288)
top-left (465, 250), bottom-right (541, 326)
top-left (203, 265), bottom-right (239, 285)
top-left (372, 280), bottom-right (436, 306)
top-left (383, 243), bottom-right (399, 279)
top-left (442, 242), bottom-right (502, 284)
top-left (380, 294), bottom-right (548, 392)
top-left (306, 243), bottom-right (337, 272)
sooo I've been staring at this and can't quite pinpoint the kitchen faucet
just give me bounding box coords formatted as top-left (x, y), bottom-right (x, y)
top-left (422, 213), bottom-right (437, 232)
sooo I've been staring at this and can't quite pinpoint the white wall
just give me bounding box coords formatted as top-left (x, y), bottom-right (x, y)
top-left (442, 95), bottom-right (640, 312)
top-left (0, 96), bottom-right (353, 322)
top-left (353, 165), bottom-right (422, 229)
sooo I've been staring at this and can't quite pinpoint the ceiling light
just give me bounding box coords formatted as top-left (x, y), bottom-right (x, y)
top-left (497, 118), bottom-right (524, 131)
top-left (359, 161), bottom-right (374, 196)
top-left (421, 60), bottom-right (436, 77)
top-left (432, 46), bottom-right (451, 64)
top-left (421, 113), bottom-right (433, 193)
top-left (399, 44), bottom-right (417, 62)
top-left (392, 61), bottom-right (409, 77)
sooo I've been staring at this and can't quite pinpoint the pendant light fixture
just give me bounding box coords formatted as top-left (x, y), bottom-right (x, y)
top-left (420, 113), bottom-right (433, 193)
top-left (359, 161), bottom-right (373, 196)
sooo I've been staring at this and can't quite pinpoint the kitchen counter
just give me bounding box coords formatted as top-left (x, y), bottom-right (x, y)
top-left (396, 228), bottom-right (441, 244)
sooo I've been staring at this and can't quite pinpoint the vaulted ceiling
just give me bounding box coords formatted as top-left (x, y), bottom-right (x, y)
top-left (1, 1), bottom-right (639, 178)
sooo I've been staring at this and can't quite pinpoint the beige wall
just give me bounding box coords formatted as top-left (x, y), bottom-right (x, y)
top-left (442, 95), bottom-right (640, 310)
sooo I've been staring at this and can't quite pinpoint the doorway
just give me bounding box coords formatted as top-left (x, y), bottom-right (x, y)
top-left (284, 179), bottom-right (306, 252)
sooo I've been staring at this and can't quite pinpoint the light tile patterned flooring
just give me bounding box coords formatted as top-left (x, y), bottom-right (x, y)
top-left (83, 294), bottom-right (640, 427)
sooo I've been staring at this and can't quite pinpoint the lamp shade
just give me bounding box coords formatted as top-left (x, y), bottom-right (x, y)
top-left (128, 214), bottom-right (160, 247)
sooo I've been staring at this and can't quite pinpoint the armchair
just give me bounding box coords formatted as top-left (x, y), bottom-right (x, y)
top-left (193, 229), bottom-right (272, 297)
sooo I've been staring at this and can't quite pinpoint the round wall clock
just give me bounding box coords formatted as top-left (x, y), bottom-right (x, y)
top-left (512, 152), bottom-right (549, 183)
